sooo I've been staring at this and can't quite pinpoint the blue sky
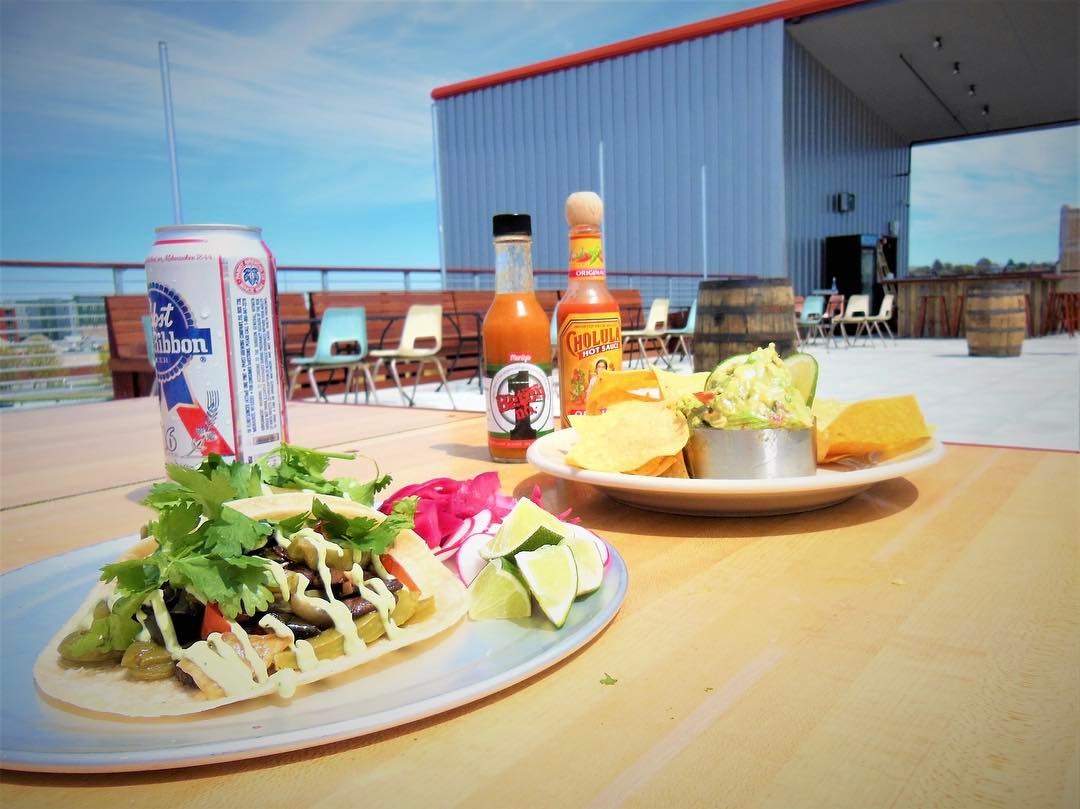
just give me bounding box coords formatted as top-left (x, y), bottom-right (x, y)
top-left (1, 0), bottom-right (1077, 277)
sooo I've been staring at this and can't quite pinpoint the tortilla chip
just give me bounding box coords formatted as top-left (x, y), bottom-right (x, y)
top-left (34, 494), bottom-right (467, 718)
top-left (567, 400), bottom-right (690, 473)
top-left (661, 452), bottom-right (690, 478)
top-left (814, 395), bottom-right (933, 463)
top-left (585, 368), bottom-right (658, 415)
top-left (627, 455), bottom-right (677, 477)
top-left (652, 368), bottom-right (709, 402)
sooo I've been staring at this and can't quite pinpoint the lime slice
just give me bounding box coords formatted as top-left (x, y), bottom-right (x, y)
top-left (561, 534), bottom-right (604, 597)
top-left (481, 498), bottom-right (572, 560)
top-left (515, 544), bottom-right (578, 628)
top-left (704, 352), bottom-right (748, 391)
top-left (783, 352), bottom-right (819, 406)
top-left (467, 558), bottom-right (532, 621)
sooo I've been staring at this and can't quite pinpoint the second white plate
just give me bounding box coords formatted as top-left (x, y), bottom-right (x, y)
top-left (527, 429), bottom-right (945, 516)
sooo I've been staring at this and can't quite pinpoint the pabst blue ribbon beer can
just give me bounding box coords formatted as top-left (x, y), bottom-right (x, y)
top-left (145, 224), bottom-right (289, 467)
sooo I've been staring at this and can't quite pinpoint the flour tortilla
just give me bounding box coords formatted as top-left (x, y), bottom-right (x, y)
top-left (34, 493), bottom-right (468, 717)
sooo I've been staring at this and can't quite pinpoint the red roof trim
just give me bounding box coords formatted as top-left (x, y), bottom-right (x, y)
top-left (431, 0), bottom-right (866, 100)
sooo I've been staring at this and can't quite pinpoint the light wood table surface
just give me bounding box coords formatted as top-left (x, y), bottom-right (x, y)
top-left (1, 404), bottom-right (1077, 809)
top-left (0, 399), bottom-right (480, 509)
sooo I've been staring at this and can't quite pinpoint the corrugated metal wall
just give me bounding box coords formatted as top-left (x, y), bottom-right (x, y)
top-left (783, 34), bottom-right (910, 294)
top-left (434, 20), bottom-right (788, 306)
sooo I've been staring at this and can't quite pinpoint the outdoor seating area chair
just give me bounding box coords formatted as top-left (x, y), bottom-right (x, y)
top-left (831, 294), bottom-right (871, 346)
top-left (666, 299), bottom-right (696, 363)
top-left (856, 294), bottom-right (895, 345)
top-left (287, 307), bottom-right (379, 404)
top-left (794, 295), bottom-right (828, 348)
top-left (370, 304), bottom-right (456, 409)
top-left (622, 298), bottom-right (672, 368)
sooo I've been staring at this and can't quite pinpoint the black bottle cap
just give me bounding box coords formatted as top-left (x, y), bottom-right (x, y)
top-left (493, 213), bottom-right (532, 238)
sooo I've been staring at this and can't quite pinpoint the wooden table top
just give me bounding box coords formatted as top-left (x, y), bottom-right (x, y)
top-left (1, 403), bottom-right (1077, 809)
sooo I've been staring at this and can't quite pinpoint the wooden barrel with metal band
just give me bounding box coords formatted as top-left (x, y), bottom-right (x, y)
top-left (964, 283), bottom-right (1025, 357)
top-left (692, 278), bottom-right (797, 372)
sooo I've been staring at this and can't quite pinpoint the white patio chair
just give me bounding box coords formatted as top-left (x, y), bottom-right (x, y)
top-left (832, 294), bottom-right (871, 347)
top-left (622, 298), bottom-right (672, 368)
top-left (369, 304), bottom-right (456, 408)
top-left (856, 294), bottom-right (895, 346)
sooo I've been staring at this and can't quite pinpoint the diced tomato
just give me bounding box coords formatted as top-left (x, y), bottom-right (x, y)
top-left (201, 602), bottom-right (232, 638)
top-left (381, 554), bottom-right (420, 594)
top-left (694, 391), bottom-right (717, 404)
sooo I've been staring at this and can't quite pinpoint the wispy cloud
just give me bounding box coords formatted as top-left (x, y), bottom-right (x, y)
top-left (910, 125), bottom-right (1079, 264)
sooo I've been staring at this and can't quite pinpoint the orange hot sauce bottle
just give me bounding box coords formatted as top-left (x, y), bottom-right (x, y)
top-left (482, 213), bottom-right (554, 462)
top-left (557, 192), bottom-right (622, 427)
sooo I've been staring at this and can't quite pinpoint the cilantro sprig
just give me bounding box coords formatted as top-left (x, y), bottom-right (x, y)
top-left (103, 502), bottom-right (274, 620)
top-left (105, 447), bottom-right (401, 623)
top-left (258, 444), bottom-right (393, 507)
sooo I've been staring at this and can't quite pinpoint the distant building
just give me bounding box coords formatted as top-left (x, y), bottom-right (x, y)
top-left (1061, 205), bottom-right (1080, 273)
top-left (432, 0), bottom-right (1078, 303)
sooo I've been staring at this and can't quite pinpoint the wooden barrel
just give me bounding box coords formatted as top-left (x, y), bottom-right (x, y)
top-left (692, 278), bottom-right (797, 372)
top-left (964, 284), bottom-right (1025, 357)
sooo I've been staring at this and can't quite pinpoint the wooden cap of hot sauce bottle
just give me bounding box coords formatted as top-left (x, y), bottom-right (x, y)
top-left (565, 191), bottom-right (603, 227)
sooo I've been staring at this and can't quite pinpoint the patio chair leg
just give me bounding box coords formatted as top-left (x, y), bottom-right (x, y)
top-left (307, 368), bottom-right (323, 401)
top-left (388, 360), bottom-right (410, 406)
top-left (433, 359), bottom-right (456, 410)
top-left (412, 360), bottom-right (425, 403)
top-left (287, 366), bottom-right (301, 400)
top-left (344, 367), bottom-right (356, 402)
top-left (360, 365), bottom-right (379, 405)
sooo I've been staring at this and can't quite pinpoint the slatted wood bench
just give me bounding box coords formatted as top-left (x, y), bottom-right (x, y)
top-left (105, 292), bottom-right (310, 400)
top-left (103, 295), bottom-right (153, 399)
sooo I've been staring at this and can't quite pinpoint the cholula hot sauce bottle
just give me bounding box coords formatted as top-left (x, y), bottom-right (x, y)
top-left (556, 192), bottom-right (621, 427)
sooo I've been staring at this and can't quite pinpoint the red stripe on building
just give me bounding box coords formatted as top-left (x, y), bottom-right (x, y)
top-left (431, 0), bottom-right (865, 99)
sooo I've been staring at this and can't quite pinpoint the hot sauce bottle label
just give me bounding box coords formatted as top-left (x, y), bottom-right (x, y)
top-left (568, 235), bottom-right (605, 279)
top-left (484, 360), bottom-right (554, 449)
top-left (558, 312), bottom-right (622, 417)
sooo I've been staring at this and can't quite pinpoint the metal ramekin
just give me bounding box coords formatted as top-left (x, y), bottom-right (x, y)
top-left (684, 425), bottom-right (817, 479)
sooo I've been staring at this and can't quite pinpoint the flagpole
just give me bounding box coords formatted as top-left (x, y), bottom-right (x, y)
top-left (158, 41), bottom-right (183, 224)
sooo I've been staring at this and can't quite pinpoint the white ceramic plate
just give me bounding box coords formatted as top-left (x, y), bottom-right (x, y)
top-left (527, 430), bottom-right (945, 516)
top-left (0, 535), bottom-right (627, 773)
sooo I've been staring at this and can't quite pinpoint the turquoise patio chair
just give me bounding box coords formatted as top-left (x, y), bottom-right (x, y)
top-left (795, 295), bottom-right (829, 348)
top-left (666, 299), bottom-right (697, 363)
top-left (287, 307), bottom-right (379, 404)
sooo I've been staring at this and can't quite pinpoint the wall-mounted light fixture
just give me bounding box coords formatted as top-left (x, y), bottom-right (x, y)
top-left (833, 192), bottom-right (856, 213)
top-left (968, 84), bottom-right (976, 96)
top-left (981, 105), bottom-right (990, 116)
top-left (953, 61), bottom-right (961, 74)
top-left (933, 36), bottom-right (942, 49)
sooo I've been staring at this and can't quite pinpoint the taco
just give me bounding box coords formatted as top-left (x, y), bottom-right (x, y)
top-left (34, 492), bottom-right (467, 717)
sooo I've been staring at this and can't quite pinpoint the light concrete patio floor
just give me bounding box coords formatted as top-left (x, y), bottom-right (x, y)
top-left (320, 334), bottom-right (1079, 452)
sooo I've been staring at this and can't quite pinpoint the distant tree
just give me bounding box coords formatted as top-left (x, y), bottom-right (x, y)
top-left (931, 259), bottom-right (943, 272)
top-left (1005, 258), bottom-right (1015, 268)
top-left (976, 257), bottom-right (995, 269)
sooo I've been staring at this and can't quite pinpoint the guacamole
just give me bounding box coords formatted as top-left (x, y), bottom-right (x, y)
top-left (675, 345), bottom-right (813, 430)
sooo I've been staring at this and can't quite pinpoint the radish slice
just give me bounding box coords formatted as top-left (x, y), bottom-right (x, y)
top-left (455, 531), bottom-right (493, 585)
top-left (573, 525), bottom-right (610, 567)
top-left (469, 509), bottom-right (492, 536)
top-left (441, 516), bottom-right (474, 552)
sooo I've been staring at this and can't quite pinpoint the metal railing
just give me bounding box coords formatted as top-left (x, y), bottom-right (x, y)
top-left (0, 259), bottom-right (711, 408)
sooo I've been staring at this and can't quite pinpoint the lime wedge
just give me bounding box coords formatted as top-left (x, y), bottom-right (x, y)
top-left (467, 558), bottom-right (532, 621)
top-left (515, 544), bottom-right (578, 628)
top-left (704, 352), bottom-right (749, 391)
top-left (481, 498), bottom-right (572, 560)
top-left (783, 352), bottom-right (819, 406)
top-left (561, 535), bottom-right (604, 597)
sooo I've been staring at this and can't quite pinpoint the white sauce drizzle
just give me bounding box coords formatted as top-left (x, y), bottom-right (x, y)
top-left (182, 633), bottom-right (256, 697)
top-left (290, 527), bottom-right (345, 598)
top-left (258, 614), bottom-right (319, 673)
top-left (292, 577), bottom-right (364, 654)
top-left (228, 621), bottom-right (268, 683)
top-left (266, 560), bottom-right (292, 601)
top-left (134, 609), bottom-right (152, 642)
top-left (147, 590), bottom-right (182, 658)
top-left (348, 564), bottom-right (401, 639)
